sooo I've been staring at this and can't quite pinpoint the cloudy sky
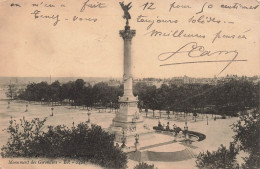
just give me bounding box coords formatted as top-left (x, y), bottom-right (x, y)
top-left (0, 0), bottom-right (259, 78)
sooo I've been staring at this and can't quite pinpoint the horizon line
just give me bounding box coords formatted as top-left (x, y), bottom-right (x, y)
top-left (0, 74), bottom-right (259, 79)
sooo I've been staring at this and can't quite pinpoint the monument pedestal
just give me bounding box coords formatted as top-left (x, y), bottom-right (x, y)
top-left (111, 95), bottom-right (146, 143)
top-left (112, 96), bottom-right (142, 127)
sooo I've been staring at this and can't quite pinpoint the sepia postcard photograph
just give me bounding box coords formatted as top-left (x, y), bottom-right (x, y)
top-left (0, 0), bottom-right (259, 168)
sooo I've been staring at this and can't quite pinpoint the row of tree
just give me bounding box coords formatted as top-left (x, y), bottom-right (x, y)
top-left (15, 78), bottom-right (259, 116)
top-left (17, 79), bottom-right (123, 109)
top-left (135, 79), bottom-right (259, 116)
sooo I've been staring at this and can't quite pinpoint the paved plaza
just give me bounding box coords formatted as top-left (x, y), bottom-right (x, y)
top-left (0, 100), bottom-right (238, 169)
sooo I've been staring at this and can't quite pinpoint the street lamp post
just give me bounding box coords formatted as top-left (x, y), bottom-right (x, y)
top-left (121, 130), bottom-right (126, 148)
top-left (184, 121), bottom-right (188, 140)
top-left (184, 121), bottom-right (188, 130)
top-left (87, 111), bottom-right (91, 123)
top-left (206, 114), bottom-right (208, 125)
top-left (51, 107), bottom-right (54, 116)
top-left (25, 104), bottom-right (28, 112)
top-left (7, 101), bottom-right (10, 109)
top-left (135, 134), bottom-right (139, 151)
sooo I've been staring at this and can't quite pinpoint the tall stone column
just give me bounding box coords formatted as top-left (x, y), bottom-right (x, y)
top-left (120, 26), bottom-right (135, 99)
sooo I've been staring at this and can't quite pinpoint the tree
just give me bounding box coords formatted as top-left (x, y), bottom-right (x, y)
top-left (146, 86), bottom-right (157, 118)
top-left (5, 84), bottom-right (17, 100)
top-left (50, 81), bottom-right (61, 103)
top-left (134, 82), bottom-right (149, 108)
top-left (92, 82), bottom-right (110, 108)
top-left (196, 109), bottom-right (260, 169)
top-left (213, 80), bottom-right (258, 116)
top-left (60, 82), bottom-right (71, 103)
top-left (25, 83), bottom-right (38, 101)
top-left (71, 79), bottom-right (86, 108)
top-left (157, 84), bottom-right (169, 111)
top-left (232, 109), bottom-right (260, 169)
top-left (82, 85), bottom-right (94, 109)
top-left (37, 82), bottom-right (50, 103)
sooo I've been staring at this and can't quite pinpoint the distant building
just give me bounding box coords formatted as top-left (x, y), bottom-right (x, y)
top-left (170, 78), bottom-right (184, 86)
top-left (217, 75), bottom-right (241, 84)
top-left (170, 76), bottom-right (217, 86)
top-left (133, 78), bottom-right (164, 88)
top-left (120, 75), bottom-right (258, 88)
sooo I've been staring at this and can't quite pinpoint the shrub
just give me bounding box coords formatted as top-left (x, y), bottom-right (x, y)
top-left (196, 143), bottom-right (239, 169)
top-left (1, 117), bottom-right (47, 157)
top-left (1, 117), bottom-right (127, 169)
top-left (134, 162), bottom-right (157, 169)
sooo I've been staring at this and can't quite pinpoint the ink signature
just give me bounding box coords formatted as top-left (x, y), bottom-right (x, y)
top-left (158, 42), bottom-right (247, 76)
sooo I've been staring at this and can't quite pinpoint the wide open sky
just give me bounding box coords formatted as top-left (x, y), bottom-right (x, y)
top-left (0, 0), bottom-right (259, 78)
